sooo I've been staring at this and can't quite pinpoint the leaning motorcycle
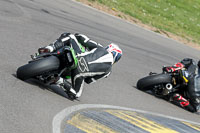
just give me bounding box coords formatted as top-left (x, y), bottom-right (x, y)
top-left (17, 44), bottom-right (85, 83)
top-left (136, 67), bottom-right (189, 99)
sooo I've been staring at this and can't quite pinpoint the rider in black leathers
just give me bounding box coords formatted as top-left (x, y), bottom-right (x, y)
top-left (38, 33), bottom-right (122, 100)
top-left (163, 58), bottom-right (200, 114)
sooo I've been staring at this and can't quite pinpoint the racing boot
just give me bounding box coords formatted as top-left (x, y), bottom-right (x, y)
top-left (171, 93), bottom-right (195, 112)
top-left (63, 80), bottom-right (77, 100)
top-left (56, 78), bottom-right (77, 100)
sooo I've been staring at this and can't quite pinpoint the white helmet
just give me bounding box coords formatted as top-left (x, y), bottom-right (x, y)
top-left (106, 43), bottom-right (122, 64)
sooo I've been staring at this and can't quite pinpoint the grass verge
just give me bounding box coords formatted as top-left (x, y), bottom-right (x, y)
top-left (77, 0), bottom-right (200, 48)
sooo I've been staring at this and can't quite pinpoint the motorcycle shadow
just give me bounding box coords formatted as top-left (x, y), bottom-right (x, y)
top-left (134, 85), bottom-right (166, 100)
top-left (13, 74), bottom-right (75, 101)
top-left (133, 85), bottom-right (155, 96)
top-left (134, 86), bottom-right (194, 113)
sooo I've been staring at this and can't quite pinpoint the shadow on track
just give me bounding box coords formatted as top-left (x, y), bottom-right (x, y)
top-left (12, 74), bottom-right (79, 101)
top-left (132, 85), bottom-right (197, 114)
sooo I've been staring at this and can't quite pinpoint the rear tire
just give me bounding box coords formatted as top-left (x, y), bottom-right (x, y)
top-left (17, 56), bottom-right (60, 80)
top-left (137, 73), bottom-right (172, 91)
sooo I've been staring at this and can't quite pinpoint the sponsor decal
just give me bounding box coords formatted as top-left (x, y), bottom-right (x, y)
top-left (78, 57), bottom-right (89, 72)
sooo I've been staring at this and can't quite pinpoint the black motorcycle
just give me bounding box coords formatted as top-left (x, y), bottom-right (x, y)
top-left (17, 45), bottom-right (84, 84)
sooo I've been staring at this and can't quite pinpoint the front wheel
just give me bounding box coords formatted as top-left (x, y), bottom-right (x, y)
top-left (17, 56), bottom-right (60, 80)
top-left (137, 73), bottom-right (172, 91)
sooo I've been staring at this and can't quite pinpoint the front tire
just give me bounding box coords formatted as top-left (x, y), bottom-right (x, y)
top-left (137, 73), bottom-right (172, 91)
top-left (17, 56), bottom-right (60, 80)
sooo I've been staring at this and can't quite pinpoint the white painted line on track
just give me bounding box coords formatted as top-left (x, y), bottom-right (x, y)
top-left (52, 104), bottom-right (200, 133)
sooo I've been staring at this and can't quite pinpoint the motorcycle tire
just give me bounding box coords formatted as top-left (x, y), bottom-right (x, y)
top-left (17, 56), bottom-right (60, 80)
top-left (137, 73), bottom-right (172, 91)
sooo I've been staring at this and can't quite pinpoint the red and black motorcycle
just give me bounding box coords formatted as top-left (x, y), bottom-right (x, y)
top-left (137, 60), bottom-right (200, 113)
top-left (137, 66), bottom-right (189, 99)
top-left (137, 67), bottom-right (194, 111)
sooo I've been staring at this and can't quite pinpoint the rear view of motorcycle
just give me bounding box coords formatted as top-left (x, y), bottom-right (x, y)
top-left (17, 46), bottom-right (78, 85)
top-left (136, 66), bottom-right (195, 111)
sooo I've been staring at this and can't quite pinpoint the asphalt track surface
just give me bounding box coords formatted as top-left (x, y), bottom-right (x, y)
top-left (0, 0), bottom-right (200, 133)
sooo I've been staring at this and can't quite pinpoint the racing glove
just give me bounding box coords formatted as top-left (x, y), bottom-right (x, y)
top-left (38, 45), bottom-right (54, 54)
top-left (38, 40), bottom-right (65, 54)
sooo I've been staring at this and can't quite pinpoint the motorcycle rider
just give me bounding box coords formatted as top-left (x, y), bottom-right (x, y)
top-left (163, 58), bottom-right (200, 114)
top-left (38, 33), bottom-right (122, 100)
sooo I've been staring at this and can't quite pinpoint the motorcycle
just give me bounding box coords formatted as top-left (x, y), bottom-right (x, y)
top-left (17, 44), bottom-right (85, 84)
top-left (136, 67), bottom-right (189, 99)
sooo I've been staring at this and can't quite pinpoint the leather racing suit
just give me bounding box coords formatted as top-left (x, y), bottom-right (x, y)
top-left (41, 33), bottom-right (114, 100)
top-left (163, 58), bottom-right (200, 113)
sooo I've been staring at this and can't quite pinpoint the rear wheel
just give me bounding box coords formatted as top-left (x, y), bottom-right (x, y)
top-left (137, 73), bottom-right (172, 91)
top-left (17, 56), bottom-right (60, 80)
